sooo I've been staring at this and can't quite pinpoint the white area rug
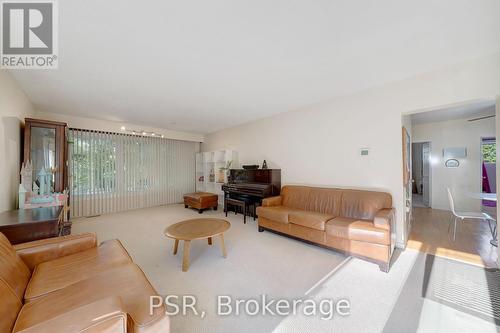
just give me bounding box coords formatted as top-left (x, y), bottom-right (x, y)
top-left (72, 204), bottom-right (348, 333)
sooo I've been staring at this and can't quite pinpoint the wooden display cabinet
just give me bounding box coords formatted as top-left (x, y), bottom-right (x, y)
top-left (23, 118), bottom-right (71, 233)
top-left (23, 118), bottom-right (68, 193)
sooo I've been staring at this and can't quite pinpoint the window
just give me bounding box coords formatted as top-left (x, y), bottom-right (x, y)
top-left (70, 132), bottom-right (116, 195)
top-left (482, 139), bottom-right (496, 163)
top-left (68, 129), bottom-right (197, 217)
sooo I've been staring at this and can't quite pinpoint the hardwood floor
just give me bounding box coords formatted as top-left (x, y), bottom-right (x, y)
top-left (407, 207), bottom-right (498, 268)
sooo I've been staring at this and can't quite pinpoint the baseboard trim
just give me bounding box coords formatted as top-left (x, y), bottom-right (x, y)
top-left (395, 241), bottom-right (407, 250)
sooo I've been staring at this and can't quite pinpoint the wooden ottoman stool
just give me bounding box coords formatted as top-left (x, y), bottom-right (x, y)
top-left (184, 192), bottom-right (218, 214)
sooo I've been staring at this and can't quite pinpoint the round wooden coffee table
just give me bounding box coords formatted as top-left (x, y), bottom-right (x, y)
top-left (164, 218), bottom-right (231, 271)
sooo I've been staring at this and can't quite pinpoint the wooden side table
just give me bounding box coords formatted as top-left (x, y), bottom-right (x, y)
top-left (0, 206), bottom-right (64, 244)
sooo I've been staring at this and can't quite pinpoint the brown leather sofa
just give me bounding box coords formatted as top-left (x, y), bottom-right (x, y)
top-left (0, 232), bottom-right (169, 333)
top-left (256, 186), bottom-right (395, 272)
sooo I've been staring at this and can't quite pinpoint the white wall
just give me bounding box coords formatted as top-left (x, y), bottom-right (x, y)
top-left (36, 111), bottom-right (204, 143)
top-left (412, 117), bottom-right (495, 211)
top-left (0, 71), bottom-right (35, 213)
top-left (203, 53), bottom-right (500, 248)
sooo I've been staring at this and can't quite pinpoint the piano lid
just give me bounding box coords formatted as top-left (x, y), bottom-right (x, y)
top-left (222, 182), bottom-right (272, 198)
top-left (229, 169), bottom-right (280, 184)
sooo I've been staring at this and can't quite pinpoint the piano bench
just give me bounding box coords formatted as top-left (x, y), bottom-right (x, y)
top-left (224, 197), bottom-right (256, 224)
top-left (183, 192), bottom-right (219, 214)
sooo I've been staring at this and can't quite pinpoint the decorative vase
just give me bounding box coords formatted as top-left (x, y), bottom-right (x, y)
top-left (217, 169), bottom-right (225, 183)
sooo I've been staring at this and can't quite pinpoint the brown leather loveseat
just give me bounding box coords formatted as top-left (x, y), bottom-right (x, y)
top-left (256, 186), bottom-right (395, 271)
top-left (0, 232), bottom-right (169, 333)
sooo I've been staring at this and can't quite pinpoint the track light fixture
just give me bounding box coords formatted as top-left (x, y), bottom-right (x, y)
top-left (120, 126), bottom-right (165, 138)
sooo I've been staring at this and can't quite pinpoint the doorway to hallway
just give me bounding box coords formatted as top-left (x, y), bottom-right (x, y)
top-left (412, 142), bottom-right (431, 208)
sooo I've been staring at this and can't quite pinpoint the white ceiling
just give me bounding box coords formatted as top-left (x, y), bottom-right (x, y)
top-left (410, 100), bottom-right (496, 125)
top-left (9, 0), bottom-right (500, 134)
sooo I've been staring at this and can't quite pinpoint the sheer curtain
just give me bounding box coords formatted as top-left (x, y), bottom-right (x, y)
top-left (68, 129), bottom-right (197, 218)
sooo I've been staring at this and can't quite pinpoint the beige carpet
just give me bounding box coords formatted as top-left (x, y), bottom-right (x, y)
top-left (72, 204), bottom-right (347, 333)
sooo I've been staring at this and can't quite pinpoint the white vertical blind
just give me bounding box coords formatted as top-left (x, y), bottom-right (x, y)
top-left (68, 129), bottom-right (197, 218)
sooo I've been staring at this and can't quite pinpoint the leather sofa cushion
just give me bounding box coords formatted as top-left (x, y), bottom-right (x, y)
top-left (340, 190), bottom-right (392, 220)
top-left (0, 233), bottom-right (31, 301)
top-left (14, 264), bottom-right (169, 333)
top-left (373, 208), bottom-right (394, 231)
top-left (15, 297), bottom-right (128, 333)
top-left (14, 233), bottom-right (98, 271)
top-left (0, 278), bottom-right (23, 333)
top-left (325, 217), bottom-right (390, 245)
top-left (262, 196), bottom-right (282, 207)
top-left (288, 210), bottom-right (335, 231)
top-left (25, 239), bottom-right (132, 301)
top-left (281, 186), bottom-right (342, 216)
top-left (256, 206), bottom-right (298, 224)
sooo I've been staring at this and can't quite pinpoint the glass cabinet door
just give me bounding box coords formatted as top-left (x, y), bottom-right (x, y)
top-left (30, 126), bottom-right (57, 193)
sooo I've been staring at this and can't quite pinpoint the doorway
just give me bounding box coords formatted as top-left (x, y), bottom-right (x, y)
top-left (412, 142), bottom-right (431, 208)
top-left (481, 137), bottom-right (496, 216)
top-left (406, 99), bottom-right (497, 268)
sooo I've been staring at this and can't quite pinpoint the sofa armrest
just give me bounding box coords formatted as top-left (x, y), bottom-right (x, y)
top-left (15, 297), bottom-right (128, 333)
top-left (373, 208), bottom-right (395, 231)
top-left (262, 196), bottom-right (282, 207)
top-left (13, 233), bottom-right (97, 271)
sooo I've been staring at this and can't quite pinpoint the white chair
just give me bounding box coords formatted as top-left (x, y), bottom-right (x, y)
top-left (447, 188), bottom-right (497, 246)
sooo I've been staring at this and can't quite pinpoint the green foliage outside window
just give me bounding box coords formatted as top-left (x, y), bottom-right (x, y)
top-left (482, 143), bottom-right (496, 163)
top-left (69, 132), bottom-right (155, 195)
top-left (70, 136), bottom-right (117, 194)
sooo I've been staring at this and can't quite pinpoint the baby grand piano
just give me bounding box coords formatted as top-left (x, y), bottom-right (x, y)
top-left (222, 169), bottom-right (281, 213)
